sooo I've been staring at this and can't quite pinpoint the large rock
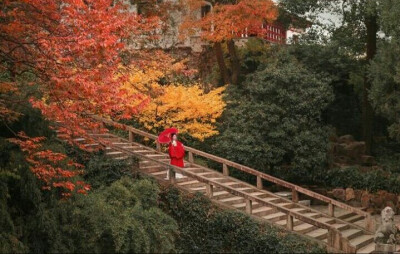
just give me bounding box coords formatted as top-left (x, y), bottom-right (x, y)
top-left (332, 188), bottom-right (346, 201)
top-left (386, 192), bottom-right (397, 205)
top-left (361, 191), bottom-right (371, 208)
top-left (335, 155), bottom-right (352, 164)
top-left (338, 135), bottom-right (355, 144)
top-left (346, 142), bottom-right (366, 161)
top-left (345, 188), bottom-right (355, 201)
top-left (371, 193), bottom-right (385, 209)
top-left (348, 199), bottom-right (361, 207)
top-left (354, 190), bottom-right (363, 201)
top-left (335, 142), bottom-right (366, 161)
top-left (331, 134), bottom-right (378, 168)
top-left (336, 143), bottom-right (349, 155)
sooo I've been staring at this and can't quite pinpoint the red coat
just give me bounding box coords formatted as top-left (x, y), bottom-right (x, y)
top-left (168, 141), bottom-right (185, 168)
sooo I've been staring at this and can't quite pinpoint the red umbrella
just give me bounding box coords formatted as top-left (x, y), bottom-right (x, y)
top-left (158, 128), bottom-right (178, 144)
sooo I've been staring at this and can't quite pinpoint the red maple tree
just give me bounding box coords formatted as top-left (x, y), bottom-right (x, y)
top-left (0, 0), bottom-right (163, 140)
top-left (0, 0), bottom-right (170, 195)
top-left (9, 132), bottom-right (90, 197)
top-left (180, 0), bottom-right (277, 85)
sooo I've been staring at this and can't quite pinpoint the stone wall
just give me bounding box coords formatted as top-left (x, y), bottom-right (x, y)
top-left (325, 187), bottom-right (400, 214)
top-left (329, 134), bottom-right (377, 168)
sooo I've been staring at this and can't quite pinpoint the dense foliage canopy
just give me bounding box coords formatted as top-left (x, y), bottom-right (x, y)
top-left (214, 50), bottom-right (333, 183)
top-left (4, 0), bottom-right (400, 253)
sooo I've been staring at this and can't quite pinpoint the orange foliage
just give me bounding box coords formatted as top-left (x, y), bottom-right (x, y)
top-left (122, 65), bottom-right (225, 141)
top-left (180, 0), bottom-right (278, 42)
top-left (8, 132), bottom-right (90, 197)
top-left (0, 81), bottom-right (21, 122)
top-left (0, 0), bottom-right (162, 143)
top-left (0, 0), bottom-right (169, 196)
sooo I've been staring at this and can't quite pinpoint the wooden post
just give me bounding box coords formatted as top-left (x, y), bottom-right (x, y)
top-left (341, 235), bottom-right (357, 253)
top-left (365, 214), bottom-right (375, 232)
top-left (328, 203), bottom-right (334, 217)
top-left (169, 168), bottom-right (176, 184)
top-left (129, 131), bottom-right (133, 142)
top-left (188, 151), bottom-right (194, 163)
top-left (246, 199), bottom-right (252, 214)
top-left (256, 176), bottom-right (263, 189)
top-left (206, 184), bottom-right (213, 198)
top-left (223, 164), bottom-right (229, 176)
top-left (156, 140), bottom-right (161, 152)
top-left (292, 189), bottom-right (299, 203)
top-left (287, 214), bottom-right (293, 231)
top-left (327, 228), bottom-right (342, 251)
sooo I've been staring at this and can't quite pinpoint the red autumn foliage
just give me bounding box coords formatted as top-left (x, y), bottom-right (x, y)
top-left (0, 1), bottom-right (186, 196)
top-left (0, 0), bottom-right (164, 143)
top-left (181, 0), bottom-right (278, 42)
top-left (8, 132), bottom-right (90, 197)
top-left (0, 0), bottom-right (195, 196)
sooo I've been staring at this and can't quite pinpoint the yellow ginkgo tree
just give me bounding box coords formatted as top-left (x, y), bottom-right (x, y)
top-left (121, 64), bottom-right (226, 141)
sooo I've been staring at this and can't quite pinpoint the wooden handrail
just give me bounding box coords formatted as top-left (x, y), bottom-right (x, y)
top-left (88, 115), bottom-right (372, 231)
top-left (95, 136), bottom-right (355, 252)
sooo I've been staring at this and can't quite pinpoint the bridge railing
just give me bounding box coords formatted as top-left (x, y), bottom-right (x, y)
top-left (94, 134), bottom-right (355, 253)
top-left (89, 115), bottom-right (375, 233)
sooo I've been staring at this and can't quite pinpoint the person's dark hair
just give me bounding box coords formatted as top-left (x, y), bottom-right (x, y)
top-left (171, 133), bottom-right (176, 138)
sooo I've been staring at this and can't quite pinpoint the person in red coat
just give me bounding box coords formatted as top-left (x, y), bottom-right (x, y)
top-left (168, 133), bottom-right (185, 168)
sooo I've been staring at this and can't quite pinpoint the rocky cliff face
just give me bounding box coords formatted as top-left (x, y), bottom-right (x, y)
top-left (329, 134), bottom-right (377, 168)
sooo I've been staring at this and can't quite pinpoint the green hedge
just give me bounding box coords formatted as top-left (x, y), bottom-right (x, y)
top-left (159, 185), bottom-right (326, 254)
top-left (317, 167), bottom-right (400, 194)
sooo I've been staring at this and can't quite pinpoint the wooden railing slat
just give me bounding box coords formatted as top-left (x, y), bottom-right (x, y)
top-left (89, 115), bottom-right (369, 219)
top-left (89, 133), bottom-right (367, 252)
top-left (95, 137), bottom-right (347, 231)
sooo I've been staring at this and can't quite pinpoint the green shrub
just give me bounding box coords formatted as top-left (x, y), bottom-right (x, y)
top-left (30, 177), bottom-right (178, 253)
top-left (213, 49), bottom-right (334, 185)
top-left (318, 167), bottom-right (400, 193)
top-left (1, 131), bottom-right (176, 253)
top-left (83, 152), bottom-right (136, 189)
top-left (159, 185), bottom-right (326, 254)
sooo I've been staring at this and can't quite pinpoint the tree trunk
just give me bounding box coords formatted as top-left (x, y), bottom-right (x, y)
top-left (227, 39), bottom-right (241, 86)
top-left (362, 13), bottom-right (378, 154)
top-left (213, 42), bottom-right (231, 85)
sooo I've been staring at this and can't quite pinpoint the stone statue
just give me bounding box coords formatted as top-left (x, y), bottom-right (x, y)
top-left (374, 207), bottom-right (398, 246)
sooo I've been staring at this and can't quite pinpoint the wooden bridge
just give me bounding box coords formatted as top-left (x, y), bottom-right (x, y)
top-left (58, 115), bottom-right (379, 253)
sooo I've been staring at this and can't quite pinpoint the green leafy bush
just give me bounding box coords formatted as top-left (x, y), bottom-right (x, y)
top-left (83, 152), bottom-right (136, 189)
top-left (213, 49), bottom-right (334, 184)
top-left (288, 43), bottom-right (363, 139)
top-left (369, 1), bottom-right (400, 142)
top-left (51, 177), bottom-right (178, 253)
top-left (159, 185), bottom-right (326, 254)
top-left (318, 167), bottom-right (400, 193)
top-left (1, 129), bottom-right (177, 253)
